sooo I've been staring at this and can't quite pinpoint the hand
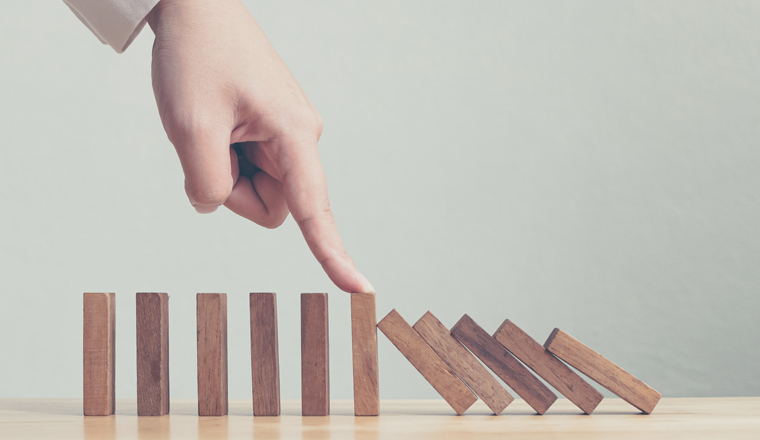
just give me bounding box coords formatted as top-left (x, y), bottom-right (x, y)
top-left (146, 0), bottom-right (373, 293)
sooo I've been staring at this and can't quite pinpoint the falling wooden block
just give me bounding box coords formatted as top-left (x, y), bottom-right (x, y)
top-left (493, 320), bottom-right (603, 414)
top-left (196, 293), bottom-right (228, 417)
top-left (83, 292), bottom-right (116, 416)
top-left (351, 293), bottom-right (379, 416)
top-left (136, 292), bottom-right (169, 416)
top-left (544, 328), bottom-right (662, 414)
top-left (301, 293), bottom-right (330, 416)
top-left (378, 309), bottom-right (477, 415)
top-left (250, 292), bottom-right (280, 416)
top-left (413, 311), bottom-right (514, 415)
top-left (450, 314), bottom-right (556, 415)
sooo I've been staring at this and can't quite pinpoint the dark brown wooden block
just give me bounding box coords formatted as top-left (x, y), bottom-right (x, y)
top-left (301, 293), bottom-right (329, 416)
top-left (83, 292), bottom-right (116, 416)
top-left (414, 311), bottom-right (514, 415)
top-left (450, 314), bottom-right (556, 415)
top-left (544, 328), bottom-right (662, 414)
top-left (250, 292), bottom-right (280, 416)
top-left (493, 320), bottom-right (603, 414)
top-left (136, 292), bottom-right (169, 416)
top-left (351, 293), bottom-right (379, 416)
top-left (196, 293), bottom-right (228, 416)
top-left (378, 309), bottom-right (477, 415)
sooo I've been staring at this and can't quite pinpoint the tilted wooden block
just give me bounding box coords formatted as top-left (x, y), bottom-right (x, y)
top-left (544, 328), bottom-right (662, 414)
top-left (378, 309), bottom-right (477, 415)
top-left (196, 293), bottom-right (228, 416)
top-left (493, 320), bottom-right (603, 414)
top-left (250, 293), bottom-right (280, 416)
top-left (351, 293), bottom-right (379, 416)
top-left (301, 293), bottom-right (330, 416)
top-left (450, 314), bottom-right (556, 415)
top-left (414, 311), bottom-right (514, 415)
top-left (83, 292), bottom-right (116, 416)
top-left (136, 292), bottom-right (169, 416)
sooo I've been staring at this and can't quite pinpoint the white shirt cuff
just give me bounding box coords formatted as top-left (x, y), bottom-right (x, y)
top-left (64, 0), bottom-right (160, 53)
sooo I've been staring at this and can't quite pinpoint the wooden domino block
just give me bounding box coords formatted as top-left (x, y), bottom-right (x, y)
top-left (196, 293), bottom-right (228, 417)
top-left (450, 314), bottom-right (556, 415)
top-left (544, 328), bottom-right (662, 414)
top-left (377, 309), bottom-right (477, 415)
top-left (413, 311), bottom-right (514, 415)
top-left (301, 293), bottom-right (329, 416)
top-left (83, 292), bottom-right (116, 416)
top-left (493, 320), bottom-right (603, 414)
top-left (250, 292), bottom-right (280, 416)
top-left (136, 292), bottom-right (169, 416)
top-left (351, 293), bottom-right (379, 416)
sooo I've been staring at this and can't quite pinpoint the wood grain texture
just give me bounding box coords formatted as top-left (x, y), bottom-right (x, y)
top-left (83, 292), bottom-right (116, 416)
top-left (413, 311), bottom-right (514, 415)
top-left (377, 309), bottom-right (477, 415)
top-left (250, 293), bottom-right (280, 416)
top-left (136, 292), bottom-right (169, 416)
top-left (350, 293), bottom-right (379, 416)
top-left (544, 328), bottom-right (662, 414)
top-left (450, 314), bottom-right (556, 415)
top-left (493, 320), bottom-right (603, 414)
top-left (196, 293), bottom-right (228, 417)
top-left (301, 293), bottom-right (329, 416)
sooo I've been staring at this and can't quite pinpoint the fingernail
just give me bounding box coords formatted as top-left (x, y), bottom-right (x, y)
top-left (360, 274), bottom-right (375, 294)
top-left (193, 204), bottom-right (220, 214)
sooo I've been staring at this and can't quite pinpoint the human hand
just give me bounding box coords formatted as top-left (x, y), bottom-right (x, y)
top-left (146, 0), bottom-right (373, 293)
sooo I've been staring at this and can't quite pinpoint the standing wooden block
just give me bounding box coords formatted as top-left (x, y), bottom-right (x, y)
top-left (544, 328), bottom-right (662, 414)
top-left (377, 309), bottom-right (477, 415)
top-left (301, 293), bottom-right (329, 416)
top-left (351, 293), bottom-right (379, 416)
top-left (250, 292), bottom-right (280, 416)
top-left (83, 292), bottom-right (116, 416)
top-left (493, 320), bottom-right (603, 414)
top-left (196, 293), bottom-right (228, 417)
top-left (414, 312), bottom-right (514, 415)
top-left (136, 292), bottom-right (169, 416)
top-left (451, 315), bottom-right (556, 415)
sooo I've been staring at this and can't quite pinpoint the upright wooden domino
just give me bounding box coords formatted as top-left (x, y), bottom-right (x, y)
top-left (351, 293), bottom-right (379, 416)
top-left (544, 328), bottom-right (662, 414)
top-left (136, 292), bottom-right (169, 416)
top-left (301, 293), bottom-right (330, 416)
top-left (378, 309), bottom-right (477, 415)
top-left (413, 312), bottom-right (514, 415)
top-left (196, 293), bottom-right (228, 416)
top-left (450, 314), bottom-right (557, 415)
top-left (83, 292), bottom-right (116, 416)
top-left (250, 292), bottom-right (280, 416)
top-left (493, 320), bottom-right (603, 414)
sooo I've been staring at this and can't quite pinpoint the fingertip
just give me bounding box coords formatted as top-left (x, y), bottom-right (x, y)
top-left (193, 203), bottom-right (221, 214)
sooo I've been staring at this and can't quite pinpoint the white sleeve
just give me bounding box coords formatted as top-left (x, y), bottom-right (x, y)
top-left (64, 0), bottom-right (160, 53)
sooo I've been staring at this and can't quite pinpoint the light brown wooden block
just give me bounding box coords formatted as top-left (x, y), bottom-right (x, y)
top-left (83, 292), bottom-right (116, 416)
top-left (196, 293), bottom-right (228, 417)
top-left (377, 309), bottom-right (477, 415)
top-left (544, 328), bottom-right (662, 414)
top-left (136, 292), bottom-right (169, 416)
top-left (450, 314), bottom-right (556, 414)
top-left (250, 292), bottom-right (280, 416)
top-left (493, 320), bottom-right (603, 414)
top-left (350, 293), bottom-right (380, 416)
top-left (301, 293), bottom-right (329, 416)
top-left (414, 312), bottom-right (514, 415)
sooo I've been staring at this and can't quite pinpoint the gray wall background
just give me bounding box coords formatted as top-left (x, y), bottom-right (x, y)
top-left (1, 1), bottom-right (758, 400)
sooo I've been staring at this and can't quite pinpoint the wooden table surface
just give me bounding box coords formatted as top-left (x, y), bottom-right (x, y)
top-left (1, 398), bottom-right (758, 439)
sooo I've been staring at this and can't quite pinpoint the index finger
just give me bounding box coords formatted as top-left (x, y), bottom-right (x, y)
top-left (280, 141), bottom-right (374, 294)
